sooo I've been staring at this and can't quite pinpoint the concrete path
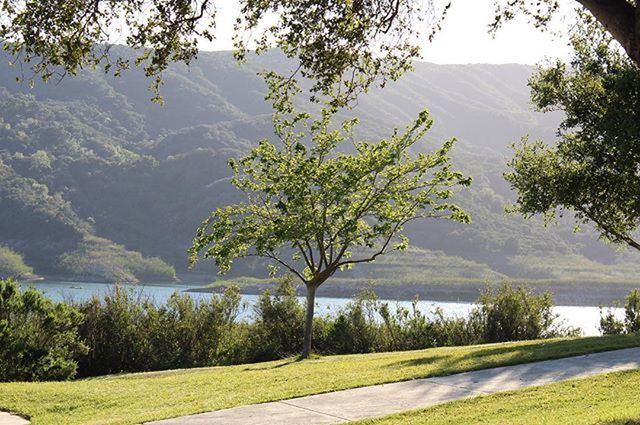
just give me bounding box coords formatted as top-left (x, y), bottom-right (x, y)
top-left (0, 412), bottom-right (29, 425)
top-left (148, 347), bottom-right (640, 425)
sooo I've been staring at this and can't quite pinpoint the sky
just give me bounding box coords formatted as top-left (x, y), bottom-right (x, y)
top-left (206, 0), bottom-right (575, 65)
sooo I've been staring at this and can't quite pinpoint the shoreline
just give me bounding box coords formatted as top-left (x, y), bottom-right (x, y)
top-left (24, 276), bottom-right (639, 307)
top-left (186, 281), bottom-right (640, 307)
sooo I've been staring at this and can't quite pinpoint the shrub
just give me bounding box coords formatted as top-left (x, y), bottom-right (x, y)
top-left (3, 277), bottom-right (582, 381)
top-left (624, 289), bottom-right (640, 333)
top-left (0, 279), bottom-right (87, 381)
top-left (327, 289), bottom-right (382, 354)
top-left (430, 307), bottom-right (484, 347)
top-left (249, 275), bottom-right (306, 360)
top-left (600, 289), bottom-right (640, 335)
top-left (472, 283), bottom-right (577, 342)
top-left (378, 299), bottom-right (439, 351)
top-left (76, 285), bottom-right (244, 376)
top-left (76, 286), bottom-right (151, 375)
top-left (147, 288), bottom-right (244, 368)
top-left (600, 308), bottom-right (625, 335)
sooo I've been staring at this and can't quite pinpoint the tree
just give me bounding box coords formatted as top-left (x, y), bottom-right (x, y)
top-left (188, 105), bottom-right (471, 358)
top-left (505, 14), bottom-right (640, 252)
top-left (0, 0), bottom-right (428, 103)
top-left (2, 0), bottom-right (639, 102)
top-left (492, 0), bottom-right (640, 66)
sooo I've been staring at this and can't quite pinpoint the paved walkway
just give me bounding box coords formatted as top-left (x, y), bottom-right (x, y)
top-left (0, 412), bottom-right (29, 425)
top-left (148, 347), bottom-right (640, 425)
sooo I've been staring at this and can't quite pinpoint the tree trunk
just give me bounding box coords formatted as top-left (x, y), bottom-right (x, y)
top-left (301, 283), bottom-right (317, 359)
top-left (576, 0), bottom-right (640, 65)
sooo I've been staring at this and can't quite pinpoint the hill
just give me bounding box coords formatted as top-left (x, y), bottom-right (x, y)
top-left (0, 50), bottom-right (637, 284)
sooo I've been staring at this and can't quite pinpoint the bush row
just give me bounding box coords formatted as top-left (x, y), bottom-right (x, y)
top-left (1, 276), bottom-right (585, 381)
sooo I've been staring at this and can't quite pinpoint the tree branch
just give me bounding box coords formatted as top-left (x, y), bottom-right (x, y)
top-left (577, 206), bottom-right (640, 251)
top-left (265, 252), bottom-right (309, 283)
top-left (576, 0), bottom-right (639, 64)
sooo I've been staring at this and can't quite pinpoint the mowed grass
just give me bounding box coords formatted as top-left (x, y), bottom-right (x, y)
top-left (1, 334), bottom-right (639, 425)
top-left (355, 369), bottom-right (640, 425)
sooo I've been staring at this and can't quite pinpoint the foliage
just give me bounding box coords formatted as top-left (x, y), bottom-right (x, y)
top-left (250, 274), bottom-right (307, 359)
top-left (0, 246), bottom-right (32, 279)
top-left (189, 107), bottom-right (471, 280)
top-left (0, 277), bottom-right (580, 381)
top-left (328, 289), bottom-right (383, 353)
top-left (600, 288), bottom-right (640, 335)
top-left (472, 283), bottom-right (577, 342)
top-left (599, 309), bottom-right (626, 336)
top-left (492, 0), bottom-right (640, 66)
top-left (506, 15), bottom-right (640, 252)
top-left (0, 0), bottom-right (429, 102)
top-left (0, 0), bottom-right (218, 99)
top-left (2, 0), bottom-right (637, 102)
top-left (0, 279), bottom-right (87, 381)
top-left (190, 102), bottom-right (471, 356)
top-left (625, 288), bottom-right (640, 333)
top-left (76, 285), bottom-right (243, 376)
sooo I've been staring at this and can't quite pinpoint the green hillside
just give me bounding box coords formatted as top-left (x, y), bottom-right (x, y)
top-left (0, 50), bottom-right (636, 284)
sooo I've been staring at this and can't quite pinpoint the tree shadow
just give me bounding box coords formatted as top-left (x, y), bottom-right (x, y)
top-left (385, 335), bottom-right (640, 375)
top-left (243, 356), bottom-right (305, 371)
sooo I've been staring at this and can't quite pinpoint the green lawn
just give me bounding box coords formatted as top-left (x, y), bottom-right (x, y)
top-left (355, 369), bottom-right (640, 425)
top-left (1, 334), bottom-right (639, 425)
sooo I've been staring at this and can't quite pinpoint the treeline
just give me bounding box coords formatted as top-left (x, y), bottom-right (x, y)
top-left (1, 276), bottom-right (602, 382)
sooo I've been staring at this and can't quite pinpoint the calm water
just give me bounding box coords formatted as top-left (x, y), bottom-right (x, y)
top-left (24, 280), bottom-right (622, 336)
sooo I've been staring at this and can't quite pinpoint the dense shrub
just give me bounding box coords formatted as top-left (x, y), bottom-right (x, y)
top-left (318, 283), bottom-right (573, 353)
top-left (326, 290), bottom-right (383, 353)
top-left (600, 289), bottom-right (640, 335)
top-left (249, 275), bottom-right (306, 360)
top-left (600, 309), bottom-right (626, 335)
top-left (76, 286), bottom-right (244, 376)
top-left (429, 308), bottom-right (484, 347)
top-left (0, 279), bottom-right (87, 381)
top-left (472, 284), bottom-right (577, 342)
top-left (3, 278), bottom-right (579, 381)
top-left (624, 289), bottom-right (640, 333)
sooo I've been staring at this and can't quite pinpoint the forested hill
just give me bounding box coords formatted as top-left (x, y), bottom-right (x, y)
top-left (0, 50), bottom-right (637, 284)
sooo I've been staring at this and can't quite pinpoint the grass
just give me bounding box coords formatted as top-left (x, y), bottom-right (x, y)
top-left (1, 334), bottom-right (639, 425)
top-left (354, 369), bottom-right (640, 425)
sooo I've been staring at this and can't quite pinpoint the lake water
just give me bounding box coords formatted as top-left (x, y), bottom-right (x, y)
top-left (23, 280), bottom-right (622, 337)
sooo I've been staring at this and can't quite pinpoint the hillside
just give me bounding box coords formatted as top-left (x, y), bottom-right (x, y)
top-left (0, 49), bottom-right (637, 284)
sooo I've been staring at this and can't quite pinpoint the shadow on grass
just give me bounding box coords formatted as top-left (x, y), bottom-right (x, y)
top-left (598, 420), bottom-right (640, 425)
top-left (386, 334), bottom-right (640, 375)
top-left (243, 356), bottom-right (306, 371)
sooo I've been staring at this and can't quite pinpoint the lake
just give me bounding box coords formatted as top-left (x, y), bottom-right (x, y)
top-left (24, 280), bottom-right (621, 336)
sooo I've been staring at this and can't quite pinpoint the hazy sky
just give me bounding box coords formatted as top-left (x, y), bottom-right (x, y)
top-left (207, 0), bottom-right (574, 65)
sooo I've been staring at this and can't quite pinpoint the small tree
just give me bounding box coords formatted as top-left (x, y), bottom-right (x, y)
top-left (189, 106), bottom-right (471, 358)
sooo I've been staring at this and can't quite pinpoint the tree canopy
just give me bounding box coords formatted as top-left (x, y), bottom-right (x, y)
top-left (189, 104), bottom-right (471, 356)
top-left (3, 0), bottom-right (639, 101)
top-left (505, 14), bottom-right (640, 251)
